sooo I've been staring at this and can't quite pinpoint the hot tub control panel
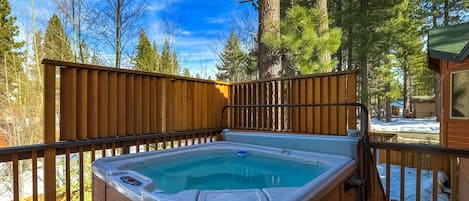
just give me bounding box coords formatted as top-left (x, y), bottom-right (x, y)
top-left (120, 176), bottom-right (142, 187)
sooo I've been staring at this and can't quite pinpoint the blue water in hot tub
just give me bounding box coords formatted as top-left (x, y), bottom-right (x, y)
top-left (130, 150), bottom-right (329, 193)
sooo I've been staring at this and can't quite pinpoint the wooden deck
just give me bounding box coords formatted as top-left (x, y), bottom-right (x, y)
top-left (0, 60), bottom-right (467, 201)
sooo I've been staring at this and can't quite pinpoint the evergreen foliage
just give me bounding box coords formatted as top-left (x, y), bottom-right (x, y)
top-left (158, 39), bottom-right (180, 75)
top-left (263, 6), bottom-right (341, 74)
top-left (44, 14), bottom-right (73, 61)
top-left (0, 0), bottom-right (24, 73)
top-left (135, 29), bottom-right (158, 72)
top-left (182, 68), bottom-right (190, 77)
top-left (216, 32), bottom-right (249, 81)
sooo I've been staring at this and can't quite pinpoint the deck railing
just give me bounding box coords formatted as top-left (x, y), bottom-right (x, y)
top-left (1, 60), bottom-right (469, 201)
top-left (0, 129), bottom-right (221, 201)
top-left (370, 142), bottom-right (469, 201)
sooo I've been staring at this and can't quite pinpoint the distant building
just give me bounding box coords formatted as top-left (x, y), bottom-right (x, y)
top-left (410, 96), bottom-right (435, 118)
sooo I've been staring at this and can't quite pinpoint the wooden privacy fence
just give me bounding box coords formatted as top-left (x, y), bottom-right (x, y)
top-left (53, 60), bottom-right (230, 141)
top-left (228, 71), bottom-right (357, 135)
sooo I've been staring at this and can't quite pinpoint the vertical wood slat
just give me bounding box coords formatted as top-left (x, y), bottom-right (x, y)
top-left (432, 154), bottom-right (439, 201)
top-left (271, 82), bottom-right (277, 131)
top-left (201, 83), bottom-right (208, 129)
top-left (112, 143), bottom-right (117, 156)
top-left (400, 151), bottom-right (406, 201)
top-left (291, 80), bottom-right (299, 132)
top-left (149, 78), bottom-right (158, 133)
top-left (117, 73), bottom-right (127, 136)
top-left (65, 148), bottom-right (71, 201)
top-left (246, 84), bottom-right (251, 129)
top-left (43, 63), bottom-right (56, 201)
top-left (279, 81), bottom-right (284, 131)
top-left (386, 148), bottom-right (391, 201)
top-left (90, 144), bottom-right (96, 162)
top-left (306, 78), bottom-right (313, 133)
top-left (288, 81), bottom-right (292, 131)
top-left (193, 82), bottom-right (200, 130)
top-left (126, 75), bottom-right (135, 135)
top-left (260, 83), bottom-right (266, 130)
top-left (330, 76), bottom-right (338, 135)
top-left (87, 70), bottom-right (98, 138)
top-left (98, 71), bottom-right (108, 138)
top-left (299, 79), bottom-right (306, 133)
top-left (32, 150), bottom-right (38, 201)
top-left (313, 78), bottom-right (321, 134)
top-left (12, 153), bottom-right (19, 201)
top-left (77, 69), bottom-right (88, 139)
top-left (255, 83), bottom-right (260, 129)
top-left (450, 155), bottom-right (458, 201)
top-left (61, 68), bottom-right (77, 140)
top-left (416, 152), bottom-right (422, 201)
top-left (79, 146), bottom-right (84, 201)
top-left (108, 72), bottom-right (118, 137)
top-left (347, 73), bottom-right (357, 130)
top-left (158, 78), bottom-right (167, 132)
top-left (372, 148), bottom-right (377, 201)
top-left (337, 75), bottom-right (347, 135)
top-left (134, 75), bottom-right (143, 134)
top-left (321, 76), bottom-right (330, 134)
top-left (142, 76), bottom-right (150, 133)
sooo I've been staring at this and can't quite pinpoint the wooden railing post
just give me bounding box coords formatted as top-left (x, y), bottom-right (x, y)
top-left (43, 62), bottom-right (56, 200)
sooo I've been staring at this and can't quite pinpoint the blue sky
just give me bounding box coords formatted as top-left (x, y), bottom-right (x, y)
top-left (10, 0), bottom-right (257, 78)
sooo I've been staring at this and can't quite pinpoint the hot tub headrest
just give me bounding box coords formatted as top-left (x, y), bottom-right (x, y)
top-left (222, 130), bottom-right (360, 159)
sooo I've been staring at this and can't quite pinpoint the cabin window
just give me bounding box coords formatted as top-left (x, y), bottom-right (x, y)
top-left (451, 70), bottom-right (469, 119)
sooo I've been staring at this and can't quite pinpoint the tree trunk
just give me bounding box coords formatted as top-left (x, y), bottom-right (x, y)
top-left (385, 83), bottom-right (391, 122)
top-left (403, 61), bottom-right (411, 118)
top-left (314, 0), bottom-right (331, 67)
top-left (336, 0), bottom-right (342, 71)
top-left (258, 0), bottom-right (281, 79)
top-left (115, 0), bottom-right (122, 68)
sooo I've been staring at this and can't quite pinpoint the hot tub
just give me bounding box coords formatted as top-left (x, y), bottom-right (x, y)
top-left (92, 131), bottom-right (359, 201)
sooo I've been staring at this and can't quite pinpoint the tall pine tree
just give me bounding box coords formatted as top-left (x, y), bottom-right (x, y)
top-left (0, 0), bottom-right (23, 73)
top-left (263, 6), bottom-right (341, 74)
top-left (216, 32), bottom-right (248, 82)
top-left (44, 14), bottom-right (73, 61)
top-left (135, 29), bottom-right (158, 72)
top-left (159, 39), bottom-right (179, 75)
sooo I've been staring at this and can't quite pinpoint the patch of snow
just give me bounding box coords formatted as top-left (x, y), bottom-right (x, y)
top-left (371, 117), bottom-right (439, 134)
top-left (377, 164), bottom-right (450, 201)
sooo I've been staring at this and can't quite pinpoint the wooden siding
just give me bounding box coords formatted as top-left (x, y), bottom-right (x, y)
top-left (439, 57), bottom-right (469, 149)
top-left (229, 71), bottom-right (357, 135)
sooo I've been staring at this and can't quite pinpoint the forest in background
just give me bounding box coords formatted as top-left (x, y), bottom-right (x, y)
top-left (216, 0), bottom-right (468, 122)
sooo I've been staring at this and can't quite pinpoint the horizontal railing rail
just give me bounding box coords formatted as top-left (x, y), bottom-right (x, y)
top-left (42, 59), bottom-right (230, 85)
top-left (0, 128), bottom-right (223, 163)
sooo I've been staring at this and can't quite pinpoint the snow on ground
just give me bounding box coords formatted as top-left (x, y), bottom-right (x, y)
top-left (377, 164), bottom-right (450, 201)
top-left (371, 117), bottom-right (440, 134)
